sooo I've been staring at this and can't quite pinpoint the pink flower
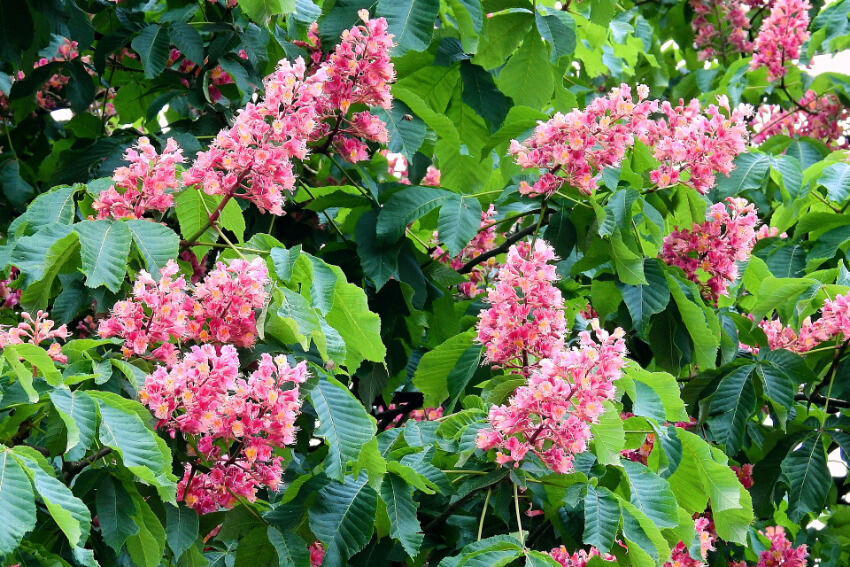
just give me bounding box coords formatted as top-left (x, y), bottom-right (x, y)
top-left (0, 310), bottom-right (70, 363)
top-left (422, 165), bottom-right (441, 187)
top-left (661, 197), bottom-right (759, 302)
top-left (309, 542), bottom-right (325, 566)
top-left (475, 241), bottom-right (566, 367)
top-left (549, 546), bottom-right (614, 567)
top-left (92, 137), bottom-right (185, 220)
top-left (750, 0), bottom-right (811, 81)
top-left (0, 267), bottom-right (21, 308)
top-left (690, 0), bottom-right (754, 61)
top-left (753, 90), bottom-right (849, 149)
top-left (751, 292), bottom-right (850, 353)
top-left (732, 463), bottom-right (754, 489)
top-left (756, 526), bottom-right (808, 567)
top-left (509, 84), bottom-right (657, 196)
top-left (476, 321), bottom-right (627, 473)
top-left (141, 345), bottom-right (309, 513)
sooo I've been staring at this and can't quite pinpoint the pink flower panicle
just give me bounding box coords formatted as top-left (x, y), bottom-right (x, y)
top-left (186, 258), bottom-right (269, 348)
top-left (510, 87), bottom-right (749, 197)
top-left (432, 204), bottom-right (500, 298)
top-left (756, 526), bottom-right (808, 567)
top-left (92, 137), bottom-right (185, 219)
top-left (309, 542), bottom-right (325, 566)
top-left (661, 197), bottom-right (759, 302)
top-left (732, 463), bottom-right (755, 488)
top-left (663, 515), bottom-right (717, 567)
top-left (141, 345), bottom-right (308, 513)
top-left (750, 0), bottom-right (811, 81)
top-left (0, 267), bottom-right (21, 309)
top-left (753, 292), bottom-right (850, 353)
top-left (0, 310), bottom-right (70, 363)
top-left (182, 11), bottom-right (394, 215)
top-left (98, 258), bottom-right (268, 365)
top-left (753, 90), bottom-right (849, 149)
top-left (509, 84), bottom-right (656, 196)
top-left (475, 241), bottom-right (566, 368)
top-left (690, 0), bottom-right (754, 61)
top-left (384, 405), bottom-right (444, 428)
top-left (549, 546), bottom-right (614, 567)
top-left (476, 321), bottom-right (627, 473)
top-left (647, 96), bottom-right (750, 195)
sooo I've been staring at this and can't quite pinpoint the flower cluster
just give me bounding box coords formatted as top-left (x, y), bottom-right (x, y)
top-left (475, 240), bottom-right (566, 368)
top-left (753, 90), bottom-right (849, 149)
top-left (98, 258), bottom-right (268, 365)
top-left (309, 542), bottom-right (325, 566)
top-left (0, 310), bottom-right (69, 363)
top-left (432, 204), bottom-right (500, 297)
top-left (141, 345), bottom-right (308, 513)
top-left (690, 0), bottom-right (754, 61)
top-left (750, 293), bottom-right (850, 353)
top-left (476, 321), bottom-right (627, 473)
top-left (661, 197), bottom-right (759, 302)
top-left (92, 137), bottom-right (185, 219)
top-left (509, 86), bottom-right (749, 197)
top-left (166, 48), bottom-right (246, 104)
top-left (0, 267), bottom-right (20, 309)
top-left (664, 515), bottom-right (716, 567)
top-left (647, 96), bottom-right (750, 195)
top-left (549, 546), bottom-right (614, 567)
top-left (182, 11), bottom-right (394, 216)
top-left (756, 526), bottom-right (808, 567)
top-left (732, 463), bottom-right (755, 488)
top-left (750, 0), bottom-right (811, 81)
top-left (509, 84), bottom-right (656, 196)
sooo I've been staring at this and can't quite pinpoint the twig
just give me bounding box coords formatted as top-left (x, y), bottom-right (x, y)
top-left (458, 217), bottom-right (549, 274)
top-left (478, 487), bottom-right (491, 541)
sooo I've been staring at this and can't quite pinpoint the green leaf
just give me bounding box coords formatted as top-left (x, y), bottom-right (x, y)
top-left (19, 229), bottom-right (80, 311)
top-left (590, 401), bottom-right (624, 466)
top-left (393, 87), bottom-right (461, 147)
top-left (583, 485), bottom-right (620, 552)
top-left (126, 492), bottom-right (167, 567)
top-left (819, 162), bottom-right (850, 203)
top-left (169, 22), bottom-right (204, 64)
top-left (310, 376), bottom-right (377, 481)
top-left (95, 475), bottom-right (139, 552)
top-left (714, 151), bottom-right (770, 198)
top-left (74, 220), bottom-right (132, 291)
top-left (619, 500), bottom-right (670, 562)
top-left (239, 0), bottom-right (295, 22)
top-left (622, 460), bottom-right (678, 528)
top-left (708, 364), bottom-right (756, 454)
top-left (0, 159), bottom-right (34, 209)
top-left (666, 272), bottom-right (719, 369)
top-left (50, 388), bottom-right (97, 456)
top-left (373, 101), bottom-right (425, 161)
top-left (175, 188), bottom-right (245, 258)
top-left (611, 229), bottom-right (646, 285)
top-left (9, 184), bottom-right (78, 234)
top-left (15, 450), bottom-right (91, 548)
top-left (460, 62), bottom-right (508, 128)
top-left (90, 392), bottom-right (176, 500)
top-left (131, 24), bottom-right (171, 79)
top-left (534, 7), bottom-right (576, 60)
top-left (0, 448), bottom-right (37, 555)
top-left (355, 210), bottom-right (400, 291)
top-left (413, 330), bottom-right (476, 407)
top-left (620, 363), bottom-right (689, 423)
top-left (166, 504), bottom-right (199, 560)
top-left (376, 0), bottom-right (440, 56)
top-left (380, 473), bottom-right (423, 557)
top-left (5, 343), bottom-right (62, 387)
top-left (126, 220), bottom-right (180, 275)
top-left (377, 186), bottom-right (454, 244)
top-left (439, 195), bottom-right (481, 257)
top-left (309, 472), bottom-right (378, 566)
top-left (495, 31), bottom-right (553, 109)
top-left (472, 13), bottom-right (533, 69)
top-left (268, 527), bottom-right (311, 567)
top-left (618, 259), bottom-right (670, 334)
top-left (782, 432), bottom-right (831, 522)
top-left (324, 275), bottom-right (386, 372)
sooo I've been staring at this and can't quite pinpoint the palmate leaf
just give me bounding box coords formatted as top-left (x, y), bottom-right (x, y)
top-left (49, 387), bottom-right (97, 457)
top-left (165, 504), bottom-right (199, 560)
top-left (782, 432), bottom-right (831, 522)
top-left (583, 485), bottom-right (620, 552)
top-left (494, 31), bottom-right (554, 109)
top-left (622, 460), bottom-right (679, 528)
top-left (323, 275), bottom-right (386, 372)
top-left (310, 376), bottom-right (377, 481)
top-left (74, 220), bottom-right (131, 291)
top-left (373, 101), bottom-right (425, 161)
top-left (376, 186), bottom-right (455, 244)
top-left (131, 24), bottom-right (171, 79)
top-left (708, 364), bottom-right (757, 455)
top-left (376, 0), bottom-right (440, 56)
top-left (618, 259), bottom-right (670, 334)
top-left (590, 401), bottom-right (625, 466)
top-left (438, 194), bottom-right (481, 257)
top-left (0, 448), bottom-right (37, 555)
top-left (268, 527), bottom-right (311, 567)
top-left (309, 472), bottom-right (378, 567)
top-left (95, 475), bottom-right (139, 552)
top-left (17, 227), bottom-right (80, 311)
top-left (126, 219), bottom-right (179, 275)
top-left (14, 448), bottom-right (91, 548)
top-left (380, 472), bottom-right (424, 557)
top-left (413, 329), bottom-right (477, 407)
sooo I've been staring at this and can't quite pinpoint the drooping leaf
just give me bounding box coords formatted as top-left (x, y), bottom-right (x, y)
top-left (380, 473), bottom-right (424, 557)
top-left (583, 485), bottom-right (620, 552)
top-left (95, 475), bottom-right (139, 552)
top-left (49, 388), bottom-right (97, 456)
top-left (622, 460), bottom-right (679, 528)
top-left (0, 448), bottom-right (37, 555)
top-left (782, 432), bottom-right (831, 522)
top-left (131, 24), bottom-right (171, 79)
top-left (309, 472), bottom-right (378, 566)
top-left (126, 219), bottom-right (180, 275)
top-left (376, 0), bottom-right (440, 56)
top-left (165, 504), bottom-right (199, 560)
top-left (708, 364), bottom-right (757, 455)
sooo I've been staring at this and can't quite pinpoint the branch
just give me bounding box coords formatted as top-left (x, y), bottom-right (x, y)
top-left (795, 394), bottom-right (850, 410)
top-left (457, 216), bottom-right (550, 274)
top-left (64, 447), bottom-right (113, 476)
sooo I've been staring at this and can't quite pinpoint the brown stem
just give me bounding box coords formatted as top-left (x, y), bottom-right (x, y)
top-left (458, 216), bottom-right (550, 274)
top-left (181, 191), bottom-right (235, 247)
